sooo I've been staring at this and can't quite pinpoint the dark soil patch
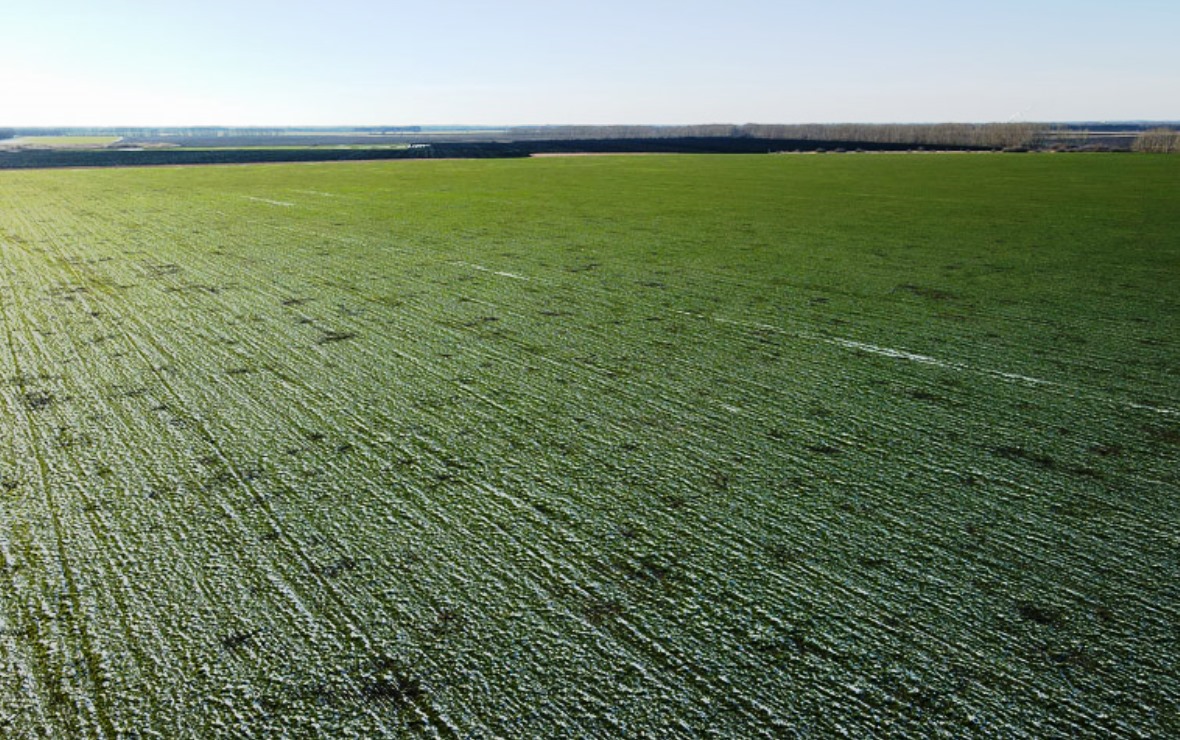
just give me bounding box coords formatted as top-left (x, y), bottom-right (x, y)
top-left (1016, 600), bottom-right (1064, 626)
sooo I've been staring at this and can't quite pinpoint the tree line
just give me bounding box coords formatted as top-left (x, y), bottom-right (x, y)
top-left (1132, 128), bottom-right (1180, 153)
top-left (506, 123), bottom-right (1046, 149)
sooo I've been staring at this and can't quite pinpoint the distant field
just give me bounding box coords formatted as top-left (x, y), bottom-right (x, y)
top-left (169, 144), bottom-right (412, 151)
top-left (1, 136), bottom-right (122, 148)
top-left (0, 154), bottom-right (1176, 737)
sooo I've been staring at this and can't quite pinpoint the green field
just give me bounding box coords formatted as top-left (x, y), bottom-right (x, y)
top-left (0, 154), bottom-right (1177, 737)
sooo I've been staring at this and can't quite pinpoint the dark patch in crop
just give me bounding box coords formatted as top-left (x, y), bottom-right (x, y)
top-left (530, 500), bottom-right (555, 517)
top-left (992, 445), bottom-right (1056, 469)
top-left (304, 431), bottom-right (326, 442)
top-left (1093, 604), bottom-right (1115, 624)
top-left (240, 466), bottom-right (263, 482)
top-left (428, 607), bottom-right (463, 637)
top-left (615, 553), bottom-right (675, 585)
top-left (582, 598), bottom-right (624, 626)
top-left (462, 315), bottom-right (499, 328)
top-left (1067, 465), bottom-right (1104, 480)
top-left (54, 426), bottom-right (91, 449)
top-left (145, 262), bottom-right (181, 276)
top-left (567, 262), bottom-right (600, 273)
top-left (766, 427), bottom-right (789, 441)
top-left (907, 389), bottom-right (942, 402)
top-left (5, 372), bottom-right (60, 387)
top-left (318, 556), bottom-right (360, 579)
top-left (221, 629), bottom-right (261, 651)
top-left (807, 443), bottom-right (843, 455)
top-left (764, 540), bottom-right (802, 566)
top-left (538, 309), bottom-right (571, 317)
top-left (164, 283), bottom-right (221, 295)
top-left (1146, 425), bottom-right (1180, 445)
top-left (897, 283), bottom-right (956, 301)
top-left (1016, 600), bottom-right (1064, 626)
top-left (1, 478), bottom-right (21, 495)
top-left (605, 522), bottom-right (640, 543)
top-left (225, 367), bottom-right (252, 376)
top-left (857, 555), bottom-right (891, 570)
top-left (281, 297), bottom-right (310, 306)
top-left (335, 443), bottom-right (355, 455)
top-left (710, 469), bottom-right (731, 491)
top-left (359, 657), bottom-right (425, 706)
top-left (1044, 642), bottom-right (1100, 672)
top-left (761, 624), bottom-right (839, 662)
top-left (808, 404), bottom-right (832, 419)
top-left (1085, 446), bottom-right (1123, 457)
top-left (22, 390), bottom-right (58, 410)
top-left (317, 330), bottom-right (356, 344)
top-left (961, 521), bottom-right (988, 546)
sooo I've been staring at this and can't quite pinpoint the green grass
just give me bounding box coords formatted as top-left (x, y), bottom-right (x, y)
top-left (0, 153), bottom-right (1177, 737)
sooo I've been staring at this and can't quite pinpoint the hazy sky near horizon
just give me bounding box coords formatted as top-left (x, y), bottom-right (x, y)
top-left (2, 0), bottom-right (1177, 126)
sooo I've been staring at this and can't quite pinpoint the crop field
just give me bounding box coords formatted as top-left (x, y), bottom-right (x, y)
top-left (0, 154), bottom-right (1177, 737)
top-left (0, 137), bottom-right (123, 149)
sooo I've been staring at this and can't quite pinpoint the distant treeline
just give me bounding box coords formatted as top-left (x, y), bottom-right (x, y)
top-left (0, 128), bottom-right (16, 140)
top-left (506, 123), bottom-right (1048, 149)
top-left (517, 138), bottom-right (984, 154)
top-left (1130, 128), bottom-right (1180, 153)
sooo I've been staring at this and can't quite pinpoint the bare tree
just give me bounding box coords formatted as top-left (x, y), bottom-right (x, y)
top-left (1132, 128), bottom-right (1180, 153)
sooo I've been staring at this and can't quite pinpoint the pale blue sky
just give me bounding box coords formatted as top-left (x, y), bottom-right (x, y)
top-left (2, 0), bottom-right (1176, 126)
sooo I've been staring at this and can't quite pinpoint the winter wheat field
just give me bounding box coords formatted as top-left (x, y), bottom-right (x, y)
top-left (0, 153), bottom-right (1177, 737)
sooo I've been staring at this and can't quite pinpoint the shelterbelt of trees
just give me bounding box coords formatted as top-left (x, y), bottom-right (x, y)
top-left (507, 123), bottom-right (1047, 149)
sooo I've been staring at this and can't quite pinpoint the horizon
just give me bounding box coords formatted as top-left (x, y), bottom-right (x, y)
top-left (3, 0), bottom-right (1178, 128)
top-left (6, 120), bottom-right (1178, 131)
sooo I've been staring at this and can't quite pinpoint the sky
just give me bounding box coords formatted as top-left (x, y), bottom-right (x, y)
top-left (1, 0), bottom-right (1177, 126)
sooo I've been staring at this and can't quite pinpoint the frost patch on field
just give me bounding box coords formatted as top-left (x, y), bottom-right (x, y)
top-left (1128, 402), bottom-right (1179, 416)
top-left (243, 196), bottom-right (295, 207)
top-left (705, 314), bottom-right (1180, 416)
top-left (453, 261), bottom-right (529, 280)
top-left (826, 338), bottom-right (944, 366)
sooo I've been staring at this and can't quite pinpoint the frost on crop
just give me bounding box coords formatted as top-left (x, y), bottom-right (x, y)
top-left (0, 155), bottom-right (1176, 737)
